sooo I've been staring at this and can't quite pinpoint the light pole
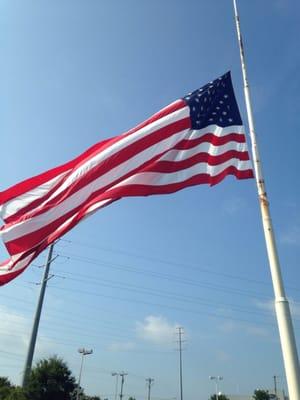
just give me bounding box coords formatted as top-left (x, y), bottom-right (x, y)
top-left (112, 372), bottom-right (119, 400)
top-left (76, 348), bottom-right (93, 400)
top-left (209, 376), bottom-right (223, 400)
top-left (119, 372), bottom-right (128, 400)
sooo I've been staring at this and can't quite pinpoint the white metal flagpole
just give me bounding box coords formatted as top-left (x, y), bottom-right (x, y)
top-left (232, 1), bottom-right (300, 399)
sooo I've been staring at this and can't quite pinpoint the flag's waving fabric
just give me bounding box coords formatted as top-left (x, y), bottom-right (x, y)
top-left (0, 72), bottom-right (253, 285)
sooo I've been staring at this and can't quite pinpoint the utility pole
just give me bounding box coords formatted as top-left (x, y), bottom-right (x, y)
top-left (112, 372), bottom-right (119, 400)
top-left (176, 327), bottom-right (184, 400)
top-left (22, 243), bottom-right (56, 387)
top-left (119, 372), bottom-right (128, 400)
top-left (274, 375), bottom-right (279, 399)
top-left (146, 378), bottom-right (154, 400)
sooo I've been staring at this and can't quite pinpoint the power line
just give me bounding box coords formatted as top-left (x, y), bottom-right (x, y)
top-left (53, 251), bottom-right (273, 299)
top-left (1, 282), bottom-right (298, 366)
top-left (0, 315), bottom-right (135, 343)
top-left (0, 290), bottom-right (282, 340)
top-left (46, 283), bottom-right (277, 327)
top-left (5, 280), bottom-right (300, 327)
top-left (0, 349), bottom-right (25, 359)
top-left (0, 346), bottom-right (160, 383)
top-left (57, 238), bottom-right (276, 289)
top-left (46, 268), bottom-right (278, 319)
top-left (0, 302), bottom-right (134, 332)
top-left (57, 238), bottom-right (300, 296)
top-left (8, 273), bottom-right (282, 328)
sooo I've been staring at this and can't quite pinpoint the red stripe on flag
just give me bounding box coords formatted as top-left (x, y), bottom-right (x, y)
top-left (3, 117), bottom-right (191, 226)
top-left (147, 151), bottom-right (250, 173)
top-left (0, 99), bottom-right (187, 206)
top-left (90, 168), bottom-right (254, 198)
top-left (0, 138), bottom-right (113, 204)
top-left (174, 132), bottom-right (246, 150)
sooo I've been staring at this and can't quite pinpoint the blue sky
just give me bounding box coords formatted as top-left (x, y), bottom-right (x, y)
top-left (1, 0), bottom-right (300, 399)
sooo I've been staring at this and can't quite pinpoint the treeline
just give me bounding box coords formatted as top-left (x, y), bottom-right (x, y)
top-left (0, 356), bottom-right (276, 400)
top-left (209, 390), bottom-right (274, 400)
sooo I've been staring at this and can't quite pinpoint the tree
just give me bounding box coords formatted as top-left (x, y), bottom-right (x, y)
top-left (210, 395), bottom-right (230, 400)
top-left (0, 376), bottom-right (13, 398)
top-left (253, 390), bottom-right (270, 400)
top-left (0, 356), bottom-right (100, 400)
top-left (25, 355), bottom-right (76, 400)
top-left (5, 387), bottom-right (28, 400)
top-left (0, 378), bottom-right (27, 400)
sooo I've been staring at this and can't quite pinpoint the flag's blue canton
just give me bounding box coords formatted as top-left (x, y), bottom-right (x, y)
top-left (183, 71), bottom-right (243, 129)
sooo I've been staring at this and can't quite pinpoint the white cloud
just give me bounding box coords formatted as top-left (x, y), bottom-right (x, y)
top-left (0, 306), bottom-right (31, 384)
top-left (255, 298), bottom-right (300, 319)
top-left (255, 299), bottom-right (274, 314)
top-left (216, 350), bottom-right (231, 362)
top-left (218, 319), bottom-right (269, 338)
top-left (280, 225), bottom-right (300, 246)
top-left (245, 325), bottom-right (268, 337)
top-left (290, 300), bottom-right (300, 318)
top-left (0, 304), bottom-right (58, 384)
top-left (222, 196), bottom-right (246, 215)
top-left (0, 305), bottom-right (30, 355)
top-left (107, 341), bottom-right (135, 352)
top-left (274, 0), bottom-right (293, 14)
top-left (136, 315), bottom-right (179, 344)
top-left (219, 321), bottom-right (236, 333)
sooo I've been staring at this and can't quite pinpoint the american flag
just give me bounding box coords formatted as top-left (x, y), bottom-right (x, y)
top-left (0, 71), bottom-right (253, 285)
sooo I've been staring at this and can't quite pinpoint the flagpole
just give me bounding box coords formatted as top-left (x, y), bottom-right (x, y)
top-left (232, 1), bottom-right (300, 399)
top-left (21, 242), bottom-right (55, 387)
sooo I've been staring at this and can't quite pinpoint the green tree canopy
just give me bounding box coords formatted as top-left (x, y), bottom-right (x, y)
top-left (0, 376), bottom-right (13, 398)
top-left (0, 378), bottom-right (28, 399)
top-left (0, 356), bottom-right (101, 400)
top-left (26, 355), bottom-right (76, 400)
top-left (0, 377), bottom-right (12, 387)
top-left (5, 387), bottom-right (28, 400)
top-left (253, 390), bottom-right (270, 400)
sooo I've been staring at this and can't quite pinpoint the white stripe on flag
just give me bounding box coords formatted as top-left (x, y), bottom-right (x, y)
top-left (111, 158), bottom-right (253, 188)
top-left (0, 171), bottom-right (70, 221)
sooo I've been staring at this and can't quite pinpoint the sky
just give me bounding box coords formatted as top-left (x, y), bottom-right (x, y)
top-left (1, 0), bottom-right (300, 399)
